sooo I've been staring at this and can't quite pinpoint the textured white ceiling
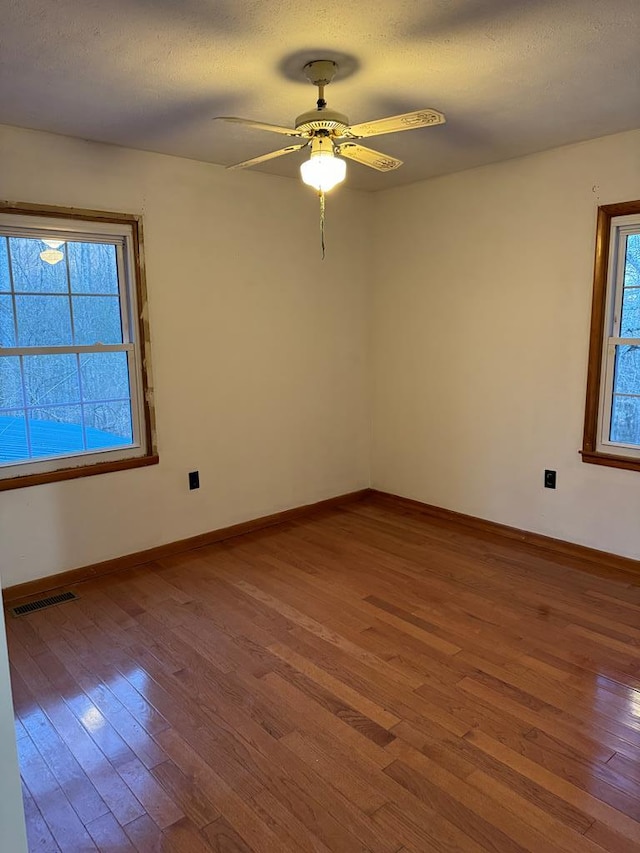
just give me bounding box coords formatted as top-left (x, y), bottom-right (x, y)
top-left (1, 0), bottom-right (639, 191)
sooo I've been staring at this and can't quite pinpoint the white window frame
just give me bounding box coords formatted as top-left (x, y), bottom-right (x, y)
top-left (0, 208), bottom-right (154, 485)
top-left (596, 213), bottom-right (640, 459)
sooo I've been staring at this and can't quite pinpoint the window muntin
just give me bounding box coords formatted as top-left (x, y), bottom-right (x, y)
top-left (0, 213), bottom-right (149, 480)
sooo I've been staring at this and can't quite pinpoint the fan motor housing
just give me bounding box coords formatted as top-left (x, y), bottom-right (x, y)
top-left (295, 108), bottom-right (350, 136)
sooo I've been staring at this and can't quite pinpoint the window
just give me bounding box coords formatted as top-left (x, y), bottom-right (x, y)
top-left (583, 200), bottom-right (640, 471)
top-left (0, 204), bottom-right (156, 490)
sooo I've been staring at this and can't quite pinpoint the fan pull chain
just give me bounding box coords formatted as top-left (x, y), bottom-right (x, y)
top-left (319, 190), bottom-right (326, 260)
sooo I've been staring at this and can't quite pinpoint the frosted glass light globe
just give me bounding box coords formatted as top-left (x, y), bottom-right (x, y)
top-left (300, 151), bottom-right (346, 192)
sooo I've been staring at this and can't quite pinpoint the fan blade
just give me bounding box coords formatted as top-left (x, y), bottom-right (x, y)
top-left (336, 143), bottom-right (402, 172)
top-left (226, 143), bottom-right (308, 171)
top-left (215, 116), bottom-right (303, 137)
top-left (345, 109), bottom-right (445, 139)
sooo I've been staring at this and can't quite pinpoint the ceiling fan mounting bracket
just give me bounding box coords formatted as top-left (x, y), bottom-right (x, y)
top-left (303, 60), bottom-right (338, 87)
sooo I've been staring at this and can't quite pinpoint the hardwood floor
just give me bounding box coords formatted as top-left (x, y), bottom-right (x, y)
top-left (6, 496), bottom-right (640, 852)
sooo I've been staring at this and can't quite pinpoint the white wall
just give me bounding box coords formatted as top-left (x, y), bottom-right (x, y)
top-left (3, 123), bottom-right (640, 586)
top-left (371, 129), bottom-right (640, 559)
top-left (0, 124), bottom-right (372, 586)
top-left (0, 581), bottom-right (28, 851)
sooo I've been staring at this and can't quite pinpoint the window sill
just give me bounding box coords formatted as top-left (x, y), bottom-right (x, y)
top-left (0, 453), bottom-right (159, 491)
top-left (580, 450), bottom-right (640, 473)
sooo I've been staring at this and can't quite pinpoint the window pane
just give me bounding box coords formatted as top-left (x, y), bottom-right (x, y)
top-left (23, 354), bottom-right (80, 407)
top-left (0, 238), bottom-right (10, 291)
top-left (610, 395), bottom-right (640, 445)
top-left (16, 295), bottom-right (72, 346)
top-left (84, 401), bottom-right (133, 449)
top-left (29, 406), bottom-right (84, 457)
top-left (0, 294), bottom-right (16, 346)
top-left (620, 288), bottom-right (640, 338)
top-left (72, 296), bottom-right (122, 345)
top-left (624, 234), bottom-right (640, 288)
top-left (613, 345), bottom-right (640, 395)
top-left (9, 237), bottom-right (68, 292)
top-left (0, 410), bottom-right (28, 463)
top-left (68, 242), bottom-right (118, 294)
top-left (79, 352), bottom-right (130, 401)
top-left (0, 357), bottom-right (23, 409)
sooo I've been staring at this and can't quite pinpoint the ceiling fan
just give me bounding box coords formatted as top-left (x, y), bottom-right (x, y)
top-left (215, 59), bottom-right (446, 192)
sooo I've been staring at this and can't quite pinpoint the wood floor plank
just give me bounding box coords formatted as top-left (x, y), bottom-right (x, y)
top-left (85, 812), bottom-right (137, 852)
top-left (22, 787), bottom-right (62, 853)
top-left (370, 800), bottom-right (489, 853)
top-left (19, 704), bottom-right (110, 826)
top-left (121, 814), bottom-right (162, 852)
top-left (201, 816), bottom-right (255, 852)
top-left (279, 627), bottom-right (473, 738)
top-left (249, 788), bottom-right (333, 853)
top-left (150, 759), bottom-right (220, 830)
top-left (37, 632), bottom-right (168, 771)
top-left (387, 757), bottom-right (530, 851)
top-left (30, 644), bottom-right (139, 769)
top-left (389, 719), bottom-right (596, 835)
top-left (154, 726), bottom-right (291, 853)
top-left (585, 819), bottom-right (640, 853)
top-left (265, 659), bottom-right (396, 746)
top-left (117, 757), bottom-right (183, 830)
top-left (465, 727), bottom-right (640, 845)
top-left (280, 729), bottom-right (388, 814)
top-left (17, 735), bottom-right (98, 851)
top-left (454, 668), bottom-right (637, 764)
top-left (160, 817), bottom-right (214, 852)
top-left (465, 770), bottom-right (601, 852)
top-left (267, 640), bottom-right (401, 729)
top-left (10, 645), bottom-right (147, 828)
top-left (230, 577), bottom-right (426, 690)
top-left (7, 497), bottom-right (640, 852)
top-left (260, 670), bottom-right (394, 769)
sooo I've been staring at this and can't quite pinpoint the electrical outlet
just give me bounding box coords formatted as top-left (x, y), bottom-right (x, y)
top-left (188, 471), bottom-right (200, 490)
top-left (544, 469), bottom-right (556, 489)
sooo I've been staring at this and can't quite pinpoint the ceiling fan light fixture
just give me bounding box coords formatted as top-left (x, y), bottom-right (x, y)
top-left (39, 248), bottom-right (64, 265)
top-left (217, 59), bottom-right (446, 254)
top-left (300, 139), bottom-right (346, 192)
